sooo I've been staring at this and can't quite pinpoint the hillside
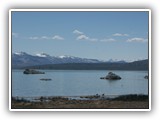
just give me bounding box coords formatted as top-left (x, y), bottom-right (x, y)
top-left (22, 59), bottom-right (148, 70)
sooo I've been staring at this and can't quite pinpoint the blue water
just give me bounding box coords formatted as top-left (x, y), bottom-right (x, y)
top-left (12, 70), bottom-right (148, 97)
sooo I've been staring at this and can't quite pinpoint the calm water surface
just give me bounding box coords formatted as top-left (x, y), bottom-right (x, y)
top-left (12, 70), bottom-right (148, 97)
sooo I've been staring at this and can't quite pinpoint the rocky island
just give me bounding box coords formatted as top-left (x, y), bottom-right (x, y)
top-left (40, 78), bottom-right (52, 81)
top-left (144, 75), bottom-right (148, 79)
top-left (23, 69), bottom-right (45, 74)
top-left (100, 72), bottom-right (121, 80)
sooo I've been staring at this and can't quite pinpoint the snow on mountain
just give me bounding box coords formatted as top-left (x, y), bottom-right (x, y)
top-left (58, 55), bottom-right (66, 58)
top-left (14, 52), bottom-right (24, 55)
top-left (14, 52), bottom-right (28, 56)
top-left (12, 52), bottom-right (127, 68)
top-left (58, 55), bottom-right (76, 59)
top-left (36, 53), bottom-right (49, 57)
top-left (106, 59), bottom-right (126, 63)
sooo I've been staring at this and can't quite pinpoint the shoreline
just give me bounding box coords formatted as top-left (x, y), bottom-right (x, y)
top-left (11, 94), bottom-right (149, 109)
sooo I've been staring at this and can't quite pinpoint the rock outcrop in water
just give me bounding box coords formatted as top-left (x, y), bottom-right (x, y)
top-left (40, 78), bottom-right (52, 81)
top-left (23, 69), bottom-right (45, 74)
top-left (144, 75), bottom-right (148, 79)
top-left (100, 72), bottom-right (121, 80)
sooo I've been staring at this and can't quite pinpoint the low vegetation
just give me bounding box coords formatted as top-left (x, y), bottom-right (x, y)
top-left (11, 94), bottom-right (149, 109)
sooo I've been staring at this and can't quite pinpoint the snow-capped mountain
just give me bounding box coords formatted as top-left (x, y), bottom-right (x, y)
top-left (12, 52), bottom-right (127, 68)
top-left (36, 53), bottom-right (50, 57)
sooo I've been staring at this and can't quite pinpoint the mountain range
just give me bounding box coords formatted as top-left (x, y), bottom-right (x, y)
top-left (12, 52), bottom-right (127, 68)
top-left (26, 60), bottom-right (148, 70)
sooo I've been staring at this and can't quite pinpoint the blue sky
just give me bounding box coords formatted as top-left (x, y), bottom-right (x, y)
top-left (12, 11), bottom-right (149, 61)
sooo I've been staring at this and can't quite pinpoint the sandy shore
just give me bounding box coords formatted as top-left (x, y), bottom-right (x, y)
top-left (11, 94), bottom-right (149, 109)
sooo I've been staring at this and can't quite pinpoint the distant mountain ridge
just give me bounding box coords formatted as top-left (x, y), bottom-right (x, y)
top-left (12, 52), bottom-right (127, 68)
top-left (24, 59), bottom-right (148, 70)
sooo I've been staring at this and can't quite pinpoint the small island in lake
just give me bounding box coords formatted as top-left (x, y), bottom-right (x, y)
top-left (100, 72), bottom-right (121, 80)
top-left (23, 69), bottom-right (45, 74)
top-left (144, 75), bottom-right (148, 79)
top-left (40, 78), bottom-right (52, 81)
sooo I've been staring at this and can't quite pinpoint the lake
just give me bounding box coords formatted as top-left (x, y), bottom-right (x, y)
top-left (12, 70), bottom-right (148, 97)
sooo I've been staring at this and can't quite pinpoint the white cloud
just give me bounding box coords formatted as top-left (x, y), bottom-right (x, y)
top-left (113, 33), bottom-right (129, 36)
top-left (100, 38), bottom-right (116, 42)
top-left (76, 34), bottom-right (98, 42)
top-left (73, 29), bottom-right (83, 35)
top-left (41, 36), bottom-right (50, 39)
top-left (88, 38), bottom-right (98, 42)
top-left (52, 35), bottom-right (64, 40)
top-left (74, 30), bottom-right (97, 42)
top-left (29, 35), bottom-right (64, 40)
top-left (12, 32), bottom-right (18, 37)
top-left (73, 30), bottom-right (116, 42)
top-left (77, 34), bottom-right (89, 40)
top-left (29, 36), bottom-right (39, 40)
top-left (127, 37), bottom-right (148, 42)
